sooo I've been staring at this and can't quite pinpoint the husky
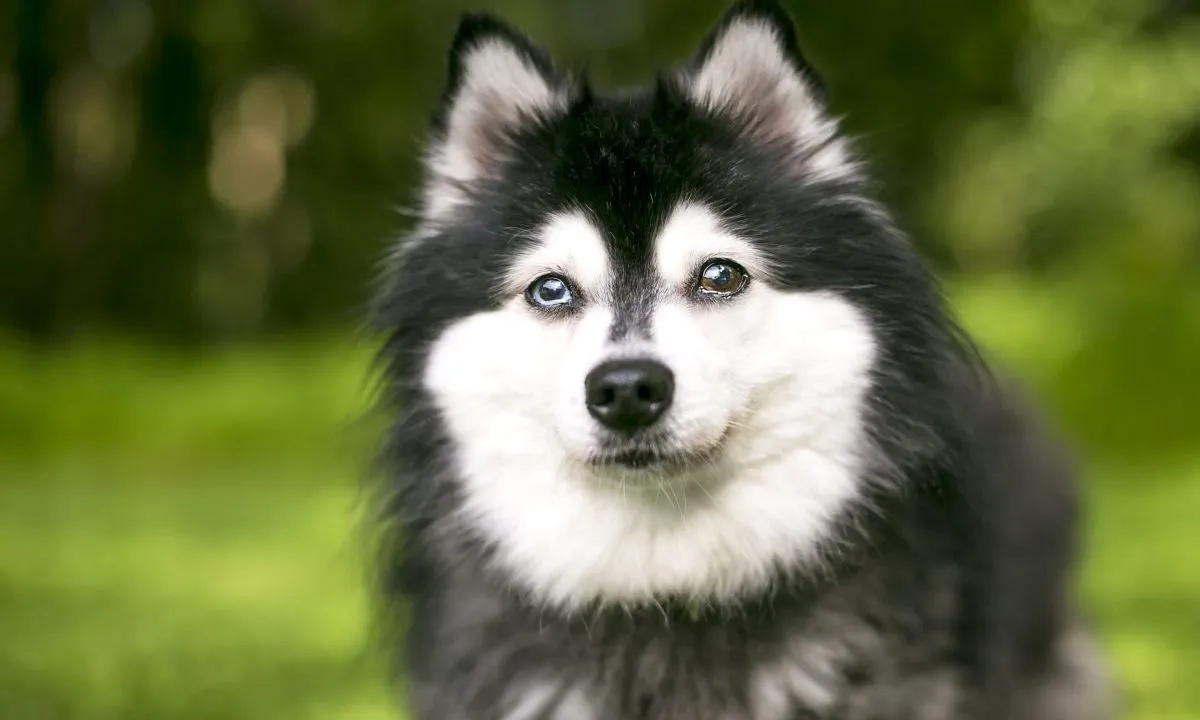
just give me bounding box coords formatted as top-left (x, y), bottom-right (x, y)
top-left (369, 2), bottom-right (1113, 718)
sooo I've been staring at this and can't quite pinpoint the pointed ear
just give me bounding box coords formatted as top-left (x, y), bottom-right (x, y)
top-left (682, 1), bottom-right (851, 179)
top-left (424, 14), bottom-right (569, 220)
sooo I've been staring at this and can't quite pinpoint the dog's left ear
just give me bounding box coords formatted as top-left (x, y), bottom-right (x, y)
top-left (681, 1), bottom-right (849, 177)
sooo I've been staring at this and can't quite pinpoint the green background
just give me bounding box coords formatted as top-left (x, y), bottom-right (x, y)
top-left (2, 0), bottom-right (1198, 717)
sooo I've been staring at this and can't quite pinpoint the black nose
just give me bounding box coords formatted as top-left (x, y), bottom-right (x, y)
top-left (585, 359), bottom-right (674, 433)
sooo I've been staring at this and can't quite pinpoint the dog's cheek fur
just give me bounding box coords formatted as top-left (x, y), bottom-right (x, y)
top-left (424, 306), bottom-right (569, 456)
top-left (652, 282), bottom-right (880, 563)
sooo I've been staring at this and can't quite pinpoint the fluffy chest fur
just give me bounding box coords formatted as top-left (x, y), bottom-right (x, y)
top-left (403, 550), bottom-right (966, 720)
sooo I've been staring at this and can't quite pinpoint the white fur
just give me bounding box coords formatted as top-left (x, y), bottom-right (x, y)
top-left (751, 638), bottom-right (843, 720)
top-left (502, 212), bottom-right (611, 299)
top-left (504, 682), bottom-right (558, 720)
top-left (423, 203), bottom-right (877, 611)
top-left (550, 687), bottom-right (595, 720)
top-left (424, 39), bottom-right (567, 222)
top-left (653, 201), bottom-right (778, 286)
top-left (504, 680), bottom-right (598, 720)
top-left (686, 19), bottom-right (853, 182)
top-left (752, 659), bottom-right (838, 720)
top-left (503, 682), bottom-right (596, 720)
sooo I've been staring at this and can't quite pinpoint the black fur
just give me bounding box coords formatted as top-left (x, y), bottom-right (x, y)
top-left (369, 2), bottom-right (1110, 718)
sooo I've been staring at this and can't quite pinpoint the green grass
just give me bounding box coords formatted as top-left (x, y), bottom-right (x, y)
top-left (1, 283), bottom-right (1198, 718)
top-left (0, 339), bottom-right (393, 719)
top-left (0, 467), bottom-right (393, 720)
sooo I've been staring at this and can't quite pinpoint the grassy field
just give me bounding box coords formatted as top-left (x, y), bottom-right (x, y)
top-left (1, 282), bottom-right (1198, 718)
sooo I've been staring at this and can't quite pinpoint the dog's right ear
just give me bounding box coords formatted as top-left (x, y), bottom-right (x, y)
top-left (423, 14), bottom-right (568, 221)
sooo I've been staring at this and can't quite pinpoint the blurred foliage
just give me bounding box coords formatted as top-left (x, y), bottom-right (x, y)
top-left (936, 0), bottom-right (1200, 276)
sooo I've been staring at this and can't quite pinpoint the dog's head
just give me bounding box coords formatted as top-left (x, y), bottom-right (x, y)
top-left (376, 1), bottom-right (961, 612)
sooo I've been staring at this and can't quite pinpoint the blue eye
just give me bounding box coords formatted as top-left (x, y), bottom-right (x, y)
top-left (526, 275), bottom-right (575, 310)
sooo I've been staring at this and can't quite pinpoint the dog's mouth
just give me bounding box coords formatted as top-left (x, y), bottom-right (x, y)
top-left (598, 448), bottom-right (681, 470)
top-left (587, 434), bottom-right (725, 473)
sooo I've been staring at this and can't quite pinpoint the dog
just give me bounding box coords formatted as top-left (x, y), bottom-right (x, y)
top-left (369, 2), bottom-right (1113, 718)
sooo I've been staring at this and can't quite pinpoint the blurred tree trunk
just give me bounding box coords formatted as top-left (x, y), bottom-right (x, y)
top-left (110, 3), bottom-right (210, 340)
top-left (10, 0), bottom-right (56, 339)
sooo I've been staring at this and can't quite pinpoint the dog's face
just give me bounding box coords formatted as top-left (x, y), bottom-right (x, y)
top-left (378, 2), bottom-right (952, 611)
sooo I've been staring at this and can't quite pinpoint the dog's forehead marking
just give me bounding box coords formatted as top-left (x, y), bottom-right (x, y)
top-left (654, 202), bottom-right (771, 286)
top-left (505, 211), bottom-right (611, 298)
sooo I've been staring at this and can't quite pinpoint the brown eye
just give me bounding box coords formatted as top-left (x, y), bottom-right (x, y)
top-left (696, 260), bottom-right (749, 297)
